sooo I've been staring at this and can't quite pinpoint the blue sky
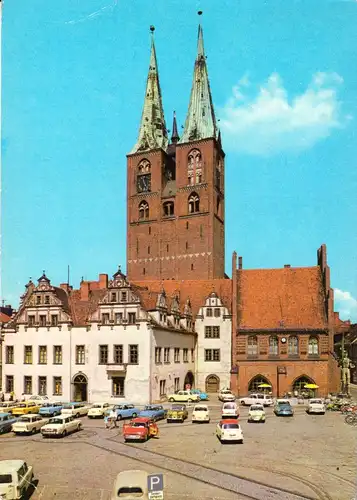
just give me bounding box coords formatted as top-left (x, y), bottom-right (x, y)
top-left (2, 0), bottom-right (357, 321)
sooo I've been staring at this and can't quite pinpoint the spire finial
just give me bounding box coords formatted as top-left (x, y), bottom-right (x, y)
top-left (171, 111), bottom-right (180, 144)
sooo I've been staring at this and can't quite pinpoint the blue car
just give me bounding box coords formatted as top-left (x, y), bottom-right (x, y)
top-left (274, 403), bottom-right (294, 417)
top-left (190, 389), bottom-right (209, 401)
top-left (39, 402), bottom-right (65, 417)
top-left (139, 405), bottom-right (167, 421)
top-left (106, 403), bottom-right (140, 421)
top-left (0, 412), bottom-right (18, 434)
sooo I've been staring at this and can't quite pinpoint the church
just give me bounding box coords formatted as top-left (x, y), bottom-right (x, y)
top-left (0, 24), bottom-right (340, 401)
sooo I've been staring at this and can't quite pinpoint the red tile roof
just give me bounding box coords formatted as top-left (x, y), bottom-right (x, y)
top-left (237, 267), bottom-right (327, 330)
top-left (69, 289), bottom-right (106, 326)
top-left (0, 312), bottom-right (11, 323)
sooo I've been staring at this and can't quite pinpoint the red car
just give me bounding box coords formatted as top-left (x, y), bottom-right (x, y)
top-left (123, 417), bottom-right (159, 442)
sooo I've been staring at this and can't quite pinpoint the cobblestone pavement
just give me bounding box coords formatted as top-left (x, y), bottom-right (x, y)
top-left (0, 398), bottom-right (356, 500)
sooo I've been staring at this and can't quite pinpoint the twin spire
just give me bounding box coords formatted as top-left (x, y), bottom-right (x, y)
top-left (131, 24), bottom-right (218, 154)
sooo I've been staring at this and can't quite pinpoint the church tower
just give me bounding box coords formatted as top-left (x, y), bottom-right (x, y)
top-left (127, 25), bottom-right (225, 281)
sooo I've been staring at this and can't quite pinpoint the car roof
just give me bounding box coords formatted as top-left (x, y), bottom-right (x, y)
top-left (130, 417), bottom-right (150, 423)
top-left (250, 404), bottom-right (264, 408)
top-left (219, 418), bottom-right (239, 424)
top-left (0, 412), bottom-right (12, 417)
top-left (194, 404), bottom-right (208, 408)
top-left (0, 460), bottom-right (25, 473)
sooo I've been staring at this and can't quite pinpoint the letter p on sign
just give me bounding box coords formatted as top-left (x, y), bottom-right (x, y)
top-left (148, 474), bottom-right (164, 500)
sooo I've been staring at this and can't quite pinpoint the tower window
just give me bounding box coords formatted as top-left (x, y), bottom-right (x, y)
top-left (149, 226), bottom-right (151, 235)
top-left (163, 201), bottom-right (174, 217)
top-left (200, 225), bottom-right (203, 238)
top-left (216, 196), bottom-right (220, 214)
top-left (186, 222), bottom-right (189, 230)
top-left (143, 268), bottom-right (146, 275)
top-left (148, 246), bottom-right (150, 254)
top-left (191, 264), bottom-right (194, 271)
top-left (139, 201), bottom-right (149, 220)
top-left (187, 149), bottom-right (202, 186)
top-left (188, 193), bottom-right (200, 214)
top-left (186, 241), bottom-right (188, 250)
top-left (167, 244), bottom-right (169, 252)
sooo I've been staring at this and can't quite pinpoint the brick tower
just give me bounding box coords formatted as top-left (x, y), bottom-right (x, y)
top-left (127, 26), bottom-right (225, 281)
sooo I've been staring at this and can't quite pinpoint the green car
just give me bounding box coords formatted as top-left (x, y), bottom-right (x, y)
top-left (166, 404), bottom-right (188, 423)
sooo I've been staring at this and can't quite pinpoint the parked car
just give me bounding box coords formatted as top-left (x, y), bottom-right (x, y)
top-left (192, 404), bottom-right (210, 423)
top-left (0, 460), bottom-right (34, 500)
top-left (61, 402), bottom-right (89, 418)
top-left (39, 402), bottom-right (65, 417)
top-left (274, 401), bottom-right (294, 417)
top-left (190, 389), bottom-right (209, 401)
top-left (41, 415), bottom-right (82, 437)
top-left (88, 403), bottom-right (112, 418)
top-left (222, 402), bottom-right (239, 418)
top-left (166, 404), bottom-right (188, 423)
top-left (0, 402), bottom-right (20, 414)
top-left (12, 402), bottom-right (41, 416)
top-left (218, 390), bottom-right (236, 402)
top-left (12, 414), bottom-right (49, 435)
top-left (239, 393), bottom-right (273, 407)
top-left (123, 417), bottom-right (159, 442)
top-left (167, 390), bottom-right (200, 403)
top-left (111, 470), bottom-right (149, 500)
top-left (248, 404), bottom-right (266, 423)
top-left (106, 403), bottom-right (140, 421)
top-left (0, 413), bottom-right (18, 435)
top-left (307, 399), bottom-right (326, 415)
top-left (27, 395), bottom-right (50, 403)
top-left (139, 405), bottom-right (167, 421)
top-left (216, 419), bottom-right (244, 443)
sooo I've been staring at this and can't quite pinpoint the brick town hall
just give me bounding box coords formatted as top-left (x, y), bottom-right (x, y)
top-left (1, 24), bottom-right (341, 403)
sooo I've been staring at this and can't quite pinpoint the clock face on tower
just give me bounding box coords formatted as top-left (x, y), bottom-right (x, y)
top-left (137, 174), bottom-right (151, 193)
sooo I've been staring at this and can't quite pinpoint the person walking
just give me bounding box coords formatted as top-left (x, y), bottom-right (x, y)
top-left (109, 409), bottom-right (118, 429)
top-left (104, 414), bottom-right (110, 429)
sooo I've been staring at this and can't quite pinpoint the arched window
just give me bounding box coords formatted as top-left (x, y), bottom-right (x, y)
top-left (308, 336), bottom-right (319, 355)
top-left (269, 336), bottom-right (279, 355)
top-left (187, 149), bottom-right (202, 185)
top-left (248, 375), bottom-right (272, 393)
top-left (247, 336), bottom-right (258, 356)
top-left (139, 201), bottom-right (149, 220)
top-left (137, 159), bottom-right (151, 174)
top-left (137, 159), bottom-right (151, 193)
top-left (163, 201), bottom-right (174, 217)
top-left (188, 193), bottom-right (200, 214)
top-left (288, 336), bottom-right (298, 355)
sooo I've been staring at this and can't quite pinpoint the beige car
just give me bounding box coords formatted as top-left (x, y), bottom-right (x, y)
top-left (167, 390), bottom-right (200, 403)
top-left (61, 403), bottom-right (89, 418)
top-left (41, 415), bottom-right (82, 438)
top-left (0, 460), bottom-right (34, 499)
top-left (192, 404), bottom-right (210, 423)
top-left (111, 470), bottom-right (149, 500)
top-left (12, 414), bottom-right (49, 435)
top-left (88, 403), bottom-right (112, 418)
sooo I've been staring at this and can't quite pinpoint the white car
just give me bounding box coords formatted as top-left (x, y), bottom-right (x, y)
top-left (27, 395), bottom-right (50, 404)
top-left (61, 403), bottom-right (89, 418)
top-left (41, 415), bottom-right (82, 438)
top-left (239, 393), bottom-right (273, 407)
top-left (218, 390), bottom-right (236, 402)
top-left (12, 414), bottom-right (49, 435)
top-left (222, 402), bottom-right (239, 418)
top-left (88, 403), bottom-right (112, 418)
top-left (248, 404), bottom-right (266, 423)
top-left (307, 399), bottom-right (326, 415)
top-left (0, 460), bottom-right (34, 500)
top-left (216, 419), bottom-right (243, 443)
top-left (192, 404), bottom-right (210, 423)
top-left (167, 391), bottom-right (200, 403)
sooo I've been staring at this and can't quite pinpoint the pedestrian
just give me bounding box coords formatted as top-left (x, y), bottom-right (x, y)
top-left (104, 414), bottom-right (110, 429)
top-left (21, 393), bottom-right (26, 402)
top-left (9, 391), bottom-right (14, 402)
top-left (109, 409), bottom-right (118, 429)
top-left (0, 392), bottom-right (4, 402)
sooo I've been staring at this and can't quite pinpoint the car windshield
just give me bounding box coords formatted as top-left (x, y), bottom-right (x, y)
top-left (221, 391), bottom-right (232, 394)
top-left (130, 422), bottom-right (146, 428)
top-left (222, 424), bottom-right (239, 429)
top-left (114, 405), bottom-right (123, 410)
top-left (251, 406), bottom-right (264, 411)
top-left (172, 405), bottom-right (184, 410)
top-left (277, 401), bottom-right (291, 406)
top-left (63, 405), bottom-right (73, 409)
top-left (144, 406), bottom-right (158, 411)
top-left (224, 403), bottom-right (235, 409)
top-left (0, 403), bottom-right (10, 408)
top-left (41, 403), bottom-right (52, 408)
top-left (18, 416), bottom-right (32, 422)
top-left (17, 404), bottom-right (27, 408)
top-left (194, 407), bottom-right (207, 411)
top-left (280, 405), bottom-right (291, 410)
top-left (49, 418), bottom-right (63, 424)
top-left (310, 399), bottom-right (323, 404)
top-left (0, 474), bottom-right (12, 484)
top-left (91, 404), bottom-right (103, 408)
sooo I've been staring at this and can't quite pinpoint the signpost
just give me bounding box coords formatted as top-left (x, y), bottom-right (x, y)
top-left (147, 473), bottom-right (164, 500)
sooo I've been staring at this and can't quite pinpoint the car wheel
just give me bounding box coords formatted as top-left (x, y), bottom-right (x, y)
top-left (169, 398), bottom-right (175, 402)
top-left (62, 430), bottom-right (67, 437)
top-left (32, 428), bottom-right (37, 434)
top-left (75, 413), bottom-right (80, 419)
top-left (187, 399), bottom-right (193, 403)
top-left (117, 414), bottom-right (122, 421)
top-left (132, 413), bottom-right (137, 418)
top-left (240, 439), bottom-right (244, 444)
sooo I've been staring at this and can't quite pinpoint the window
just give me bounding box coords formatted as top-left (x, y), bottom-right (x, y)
top-left (24, 376), bottom-right (32, 395)
top-left (53, 377), bottom-right (62, 396)
top-left (308, 336), bottom-right (319, 355)
top-left (166, 244), bottom-right (169, 252)
top-left (39, 315), bottom-right (46, 327)
top-left (5, 346), bottom-right (14, 364)
top-left (148, 246), bottom-right (150, 255)
top-left (214, 308), bottom-right (221, 317)
top-left (200, 225), bottom-right (203, 238)
top-left (129, 345), bottom-right (139, 364)
top-left (121, 291), bottom-right (127, 302)
top-left (99, 345), bottom-right (108, 364)
top-left (137, 159), bottom-right (151, 193)
top-left (215, 167), bottom-right (221, 190)
top-left (191, 349), bottom-right (195, 362)
top-left (113, 345), bottom-right (123, 364)
top-left (187, 149), bottom-right (202, 186)
top-left (24, 346), bottom-right (32, 364)
top-left (186, 241), bottom-right (189, 250)
top-left (51, 315), bottom-right (58, 326)
top-left (216, 196), bottom-right (220, 215)
top-left (36, 296), bottom-right (41, 305)
top-left (112, 377), bottom-right (125, 397)
top-left (115, 312), bottom-right (123, 324)
top-left (174, 377), bottom-right (180, 392)
top-left (191, 264), bottom-right (194, 271)
top-left (102, 313), bottom-right (110, 325)
top-left (45, 295), bottom-right (50, 304)
top-left (206, 308), bottom-right (213, 317)
top-left (38, 346), bottom-right (47, 364)
top-left (128, 312), bottom-right (136, 324)
top-left (143, 268), bottom-right (146, 275)
top-left (186, 221), bottom-right (189, 229)
top-left (204, 349), bottom-right (220, 361)
top-left (53, 346), bottom-right (62, 364)
top-left (38, 376), bottom-right (47, 396)
top-left (163, 201), bottom-right (174, 217)
top-left (247, 336), bottom-right (258, 356)
top-left (28, 315), bottom-right (35, 326)
top-left (174, 348), bottom-right (180, 363)
top-left (269, 336), bottom-right (279, 356)
top-left (149, 226), bottom-right (151, 235)
top-left (6, 375), bottom-right (14, 393)
top-left (288, 336), bottom-right (299, 355)
top-left (159, 380), bottom-right (166, 396)
top-left (155, 347), bottom-right (162, 364)
top-left (164, 348), bottom-right (170, 363)
top-left (183, 348), bottom-right (188, 362)
top-left (139, 201), bottom-right (149, 220)
top-left (205, 326), bottom-right (220, 339)
top-left (76, 345), bottom-right (85, 365)
top-left (188, 193), bottom-right (200, 214)
top-left (111, 292), bottom-right (117, 302)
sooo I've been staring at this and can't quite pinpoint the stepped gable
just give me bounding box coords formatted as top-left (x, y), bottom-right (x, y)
top-left (237, 266), bottom-right (327, 330)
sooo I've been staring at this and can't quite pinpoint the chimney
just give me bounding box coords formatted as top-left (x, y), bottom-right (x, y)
top-left (60, 283), bottom-right (72, 293)
top-left (284, 264), bottom-right (291, 268)
top-left (80, 281), bottom-right (90, 301)
top-left (238, 257), bottom-right (243, 270)
top-left (99, 274), bottom-right (108, 289)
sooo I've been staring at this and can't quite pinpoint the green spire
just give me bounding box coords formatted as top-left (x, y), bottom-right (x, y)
top-left (130, 31), bottom-right (168, 154)
top-left (179, 25), bottom-right (218, 144)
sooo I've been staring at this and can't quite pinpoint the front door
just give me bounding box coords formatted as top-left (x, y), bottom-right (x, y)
top-left (205, 375), bottom-right (220, 393)
top-left (73, 375), bottom-right (88, 402)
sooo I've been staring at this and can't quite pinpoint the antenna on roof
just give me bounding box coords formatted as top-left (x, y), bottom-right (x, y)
top-left (67, 265), bottom-right (70, 286)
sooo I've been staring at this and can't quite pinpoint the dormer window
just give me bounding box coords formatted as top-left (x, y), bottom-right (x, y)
top-left (28, 315), bottom-right (35, 327)
top-left (51, 315), bottom-right (58, 326)
top-left (39, 315), bottom-right (46, 327)
top-left (36, 296), bottom-right (41, 305)
top-left (115, 312), bottom-right (123, 324)
top-left (121, 291), bottom-right (127, 302)
top-left (206, 308), bottom-right (213, 317)
top-left (45, 295), bottom-right (50, 304)
top-left (214, 308), bottom-right (221, 317)
top-left (111, 292), bottom-right (117, 302)
top-left (102, 313), bottom-right (110, 325)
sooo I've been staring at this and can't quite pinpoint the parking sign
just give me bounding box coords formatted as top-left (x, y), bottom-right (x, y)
top-left (147, 473), bottom-right (164, 500)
